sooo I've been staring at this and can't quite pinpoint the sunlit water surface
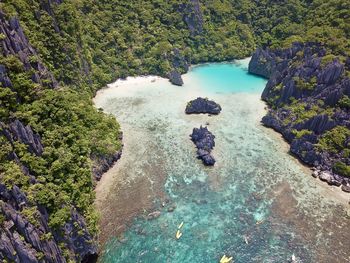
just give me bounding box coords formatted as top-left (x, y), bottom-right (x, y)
top-left (94, 59), bottom-right (350, 263)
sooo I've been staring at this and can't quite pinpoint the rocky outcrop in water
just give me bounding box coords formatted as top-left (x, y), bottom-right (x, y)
top-left (190, 126), bottom-right (216, 165)
top-left (186, 97), bottom-right (222, 115)
top-left (249, 42), bottom-right (350, 190)
top-left (168, 70), bottom-right (184, 86)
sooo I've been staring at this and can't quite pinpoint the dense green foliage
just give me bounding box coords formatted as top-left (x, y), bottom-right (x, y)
top-left (1, 88), bottom-right (121, 232)
top-left (0, 0), bottom-right (258, 93)
top-left (333, 161), bottom-right (350, 178)
top-left (1, 0), bottom-right (349, 92)
top-left (318, 126), bottom-right (350, 154)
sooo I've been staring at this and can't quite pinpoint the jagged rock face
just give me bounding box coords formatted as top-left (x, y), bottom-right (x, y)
top-left (258, 43), bottom-right (331, 105)
top-left (185, 97), bottom-right (222, 115)
top-left (294, 115), bottom-right (336, 135)
top-left (166, 48), bottom-right (189, 86)
top-left (0, 184), bottom-right (66, 263)
top-left (0, 122), bottom-right (100, 262)
top-left (0, 11), bottom-right (57, 89)
top-left (0, 10), bottom-right (124, 262)
top-left (178, 0), bottom-right (203, 36)
top-left (190, 126), bottom-right (216, 166)
top-left (249, 42), bottom-right (350, 187)
top-left (39, 0), bottom-right (63, 33)
top-left (169, 48), bottom-right (189, 73)
top-left (0, 187), bottom-right (98, 263)
top-left (168, 70), bottom-right (184, 86)
top-left (8, 120), bottom-right (44, 156)
top-left (248, 48), bottom-right (277, 78)
top-left (92, 132), bottom-right (123, 181)
top-left (92, 151), bottom-right (122, 181)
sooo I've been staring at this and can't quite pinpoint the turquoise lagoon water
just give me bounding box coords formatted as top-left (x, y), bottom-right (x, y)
top-left (94, 61), bottom-right (350, 263)
top-left (190, 60), bottom-right (266, 94)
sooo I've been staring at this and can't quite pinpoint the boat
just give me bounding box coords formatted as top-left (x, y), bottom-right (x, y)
top-left (175, 230), bottom-right (182, 239)
top-left (220, 255), bottom-right (233, 263)
top-left (178, 222), bottom-right (184, 229)
top-left (256, 220), bottom-right (264, 225)
top-left (243, 235), bottom-right (249, 244)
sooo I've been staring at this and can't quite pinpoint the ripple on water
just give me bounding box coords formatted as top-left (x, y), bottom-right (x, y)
top-left (94, 61), bottom-right (350, 263)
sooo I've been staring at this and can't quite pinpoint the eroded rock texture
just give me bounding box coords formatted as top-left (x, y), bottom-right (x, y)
top-left (249, 42), bottom-right (350, 189)
top-left (0, 10), bottom-right (119, 263)
top-left (190, 126), bottom-right (216, 166)
top-left (185, 97), bottom-right (222, 115)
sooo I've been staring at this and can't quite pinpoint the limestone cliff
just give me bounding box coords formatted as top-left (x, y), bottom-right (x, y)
top-left (249, 43), bottom-right (350, 189)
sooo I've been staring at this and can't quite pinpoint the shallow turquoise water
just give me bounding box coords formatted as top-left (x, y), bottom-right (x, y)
top-left (95, 60), bottom-right (350, 263)
top-left (190, 61), bottom-right (266, 94)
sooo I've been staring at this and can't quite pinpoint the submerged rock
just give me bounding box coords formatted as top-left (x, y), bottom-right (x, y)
top-left (146, 211), bottom-right (161, 220)
top-left (185, 97), bottom-right (222, 115)
top-left (190, 126), bottom-right (216, 166)
top-left (167, 204), bottom-right (177, 213)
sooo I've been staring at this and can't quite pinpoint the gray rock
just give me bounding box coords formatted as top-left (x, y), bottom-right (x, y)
top-left (0, 12), bottom-right (57, 88)
top-left (312, 170), bottom-right (319, 178)
top-left (251, 43), bottom-right (350, 183)
top-left (146, 211), bottom-right (161, 220)
top-left (9, 120), bottom-right (44, 156)
top-left (178, 0), bottom-right (204, 36)
top-left (168, 70), bottom-right (184, 86)
top-left (341, 184), bottom-right (350, 193)
top-left (185, 97), bottom-right (222, 115)
top-left (318, 60), bottom-right (344, 85)
top-left (319, 171), bottom-right (332, 183)
top-left (190, 126), bottom-right (216, 166)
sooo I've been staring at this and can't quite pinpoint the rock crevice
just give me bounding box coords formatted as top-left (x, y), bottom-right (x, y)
top-left (249, 42), bottom-right (350, 190)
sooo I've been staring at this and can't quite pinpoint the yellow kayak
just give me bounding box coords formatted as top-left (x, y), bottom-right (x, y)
top-left (256, 220), bottom-right (264, 225)
top-left (175, 230), bottom-right (182, 240)
top-left (220, 255), bottom-right (233, 263)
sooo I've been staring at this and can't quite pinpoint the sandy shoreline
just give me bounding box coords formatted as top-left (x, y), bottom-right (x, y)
top-left (263, 127), bottom-right (350, 206)
top-left (93, 75), bottom-right (165, 106)
top-left (94, 72), bottom-right (349, 210)
top-left (92, 62), bottom-right (349, 257)
top-left (94, 75), bottom-right (165, 202)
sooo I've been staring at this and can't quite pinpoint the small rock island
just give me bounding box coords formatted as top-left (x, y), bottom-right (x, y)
top-left (190, 126), bottom-right (216, 166)
top-left (186, 97), bottom-right (222, 115)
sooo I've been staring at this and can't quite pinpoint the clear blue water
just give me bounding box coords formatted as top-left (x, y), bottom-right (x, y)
top-left (190, 61), bottom-right (266, 94)
top-left (95, 61), bottom-right (350, 263)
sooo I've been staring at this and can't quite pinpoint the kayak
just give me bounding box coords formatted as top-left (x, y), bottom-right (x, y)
top-left (175, 230), bottom-right (182, 239)
top-left (220, 255), bottom-right (233, 263)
